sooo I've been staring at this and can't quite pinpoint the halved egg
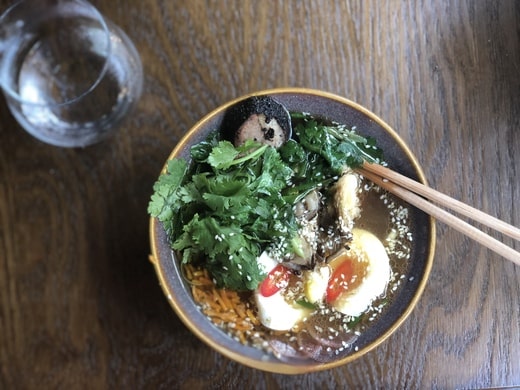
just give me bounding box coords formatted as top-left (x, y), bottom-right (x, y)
top-left (328, 228), bottom-right (391, 317)
top-left (254, 252), bottom-right (312, 331)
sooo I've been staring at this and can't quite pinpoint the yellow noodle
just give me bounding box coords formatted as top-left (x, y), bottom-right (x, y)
top-left (183, 263), bottom-right (263, 342)
top-left (218, 289), bottom-right (232, 310)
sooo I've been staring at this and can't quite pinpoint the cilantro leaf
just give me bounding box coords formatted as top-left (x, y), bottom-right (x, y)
top-left (148, 159), bottom-right (189, 236)
top-left (190, 130), bottom-right (220, 162)
top-left (207, 141), bottom-right (240, 169)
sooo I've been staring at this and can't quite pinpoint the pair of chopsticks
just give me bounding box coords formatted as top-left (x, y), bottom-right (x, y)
top-left (357, 162), bottom-right (520, 266)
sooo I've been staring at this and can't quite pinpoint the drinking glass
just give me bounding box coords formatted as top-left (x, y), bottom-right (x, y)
top-left (0, 0), bottom-right (143, 147)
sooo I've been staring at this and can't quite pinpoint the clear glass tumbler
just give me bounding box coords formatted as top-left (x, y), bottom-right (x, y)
top-left (0, 0), bottom-right (143, 147)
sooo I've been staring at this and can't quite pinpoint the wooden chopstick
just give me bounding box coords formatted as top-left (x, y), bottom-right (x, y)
top-left (357, 162), bottom-right (520, 266)
top-left (362, 162), bottom-right (520, 240)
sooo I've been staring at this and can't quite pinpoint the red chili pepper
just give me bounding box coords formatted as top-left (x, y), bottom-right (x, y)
top-left (259, 264), bottom-right (290, 297)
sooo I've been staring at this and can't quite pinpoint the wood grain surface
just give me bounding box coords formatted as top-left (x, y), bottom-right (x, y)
top-left (0, 0), bottom-right (518, 388)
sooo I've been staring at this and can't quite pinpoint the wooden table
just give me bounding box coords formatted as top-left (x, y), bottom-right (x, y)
top-left (1, 0), bottom-right (518, 388)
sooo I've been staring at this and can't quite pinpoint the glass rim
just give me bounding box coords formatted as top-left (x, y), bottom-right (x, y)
top-left (0, 0), bottom-right (112, 107)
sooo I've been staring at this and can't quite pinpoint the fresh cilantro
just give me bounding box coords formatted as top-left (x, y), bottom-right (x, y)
top-left (208, 140), bottom-right (269, 170)
top-left (149, 139), bottom-right (300, 290)
top-left (206, 141), bottom-right (240, 169)
top-left (148, 112), bottom-right (384, 291)
top-left (148, 159), bottom-right (189, 237)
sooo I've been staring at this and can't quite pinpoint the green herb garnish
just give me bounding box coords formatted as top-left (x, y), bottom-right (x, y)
top-left (148, 113), bottom-right (383, 291)
top-left (296, 299), bottom-right (317, 309)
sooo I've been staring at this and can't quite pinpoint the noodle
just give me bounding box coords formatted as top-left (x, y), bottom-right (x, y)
top-left (183, 264), bottom-right (264, 344)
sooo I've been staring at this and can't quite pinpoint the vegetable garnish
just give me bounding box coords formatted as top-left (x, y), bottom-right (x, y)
top-left (279, 113), bottom-right (382, 203)
top-left (259, 264), bottom-right (291, 297)
top-left (148, 112), bottom-right (383, 291)
top-left (295, 299), bottom-right (317, 310)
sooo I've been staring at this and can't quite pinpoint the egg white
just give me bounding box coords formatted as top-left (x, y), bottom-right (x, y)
top-left (254, 252), bottom-right (311, 331)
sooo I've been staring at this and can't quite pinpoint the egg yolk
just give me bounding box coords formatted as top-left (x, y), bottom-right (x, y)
top-left (326, 251), bottom-right (368, 303)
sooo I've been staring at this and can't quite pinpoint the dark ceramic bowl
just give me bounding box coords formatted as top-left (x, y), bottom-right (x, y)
top-left (149, 88), bottom-right (435, 374)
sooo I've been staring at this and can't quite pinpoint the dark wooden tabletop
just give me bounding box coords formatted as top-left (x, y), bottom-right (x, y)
top-left (1, 0), bottom-right (519, 388)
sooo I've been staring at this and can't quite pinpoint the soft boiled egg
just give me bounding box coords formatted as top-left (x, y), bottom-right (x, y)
top-left (328, 228), bottom-right (391, 317)
top-left (254, 252), bottom-right (311, 331)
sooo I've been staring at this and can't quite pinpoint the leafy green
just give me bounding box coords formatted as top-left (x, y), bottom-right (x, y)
top-left (296, 299), bottom-right (317, 309)
top-left (148, 159), bottom-right (189, 236)
top-left (149, 140), bottom-right (300, 290)
top-left (291, 113), bottom-right (382, 171)
top-left (279, 113), bottom-right (383, 203)
top-left (208, 140), bottom-right (269, 170)
top-left (190, 130), bottom-right (220, 163)
top-left (148, 112), bottom-right (383, 291)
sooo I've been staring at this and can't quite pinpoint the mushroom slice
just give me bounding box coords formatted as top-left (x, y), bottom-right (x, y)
top-left (220, 96), bottom-right (292, 148)
top-left (294, 189), bottom-right (321, 220)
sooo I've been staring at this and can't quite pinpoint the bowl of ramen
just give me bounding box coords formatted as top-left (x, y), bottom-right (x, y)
top-left (148, 88), bottom-right (435, 374)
